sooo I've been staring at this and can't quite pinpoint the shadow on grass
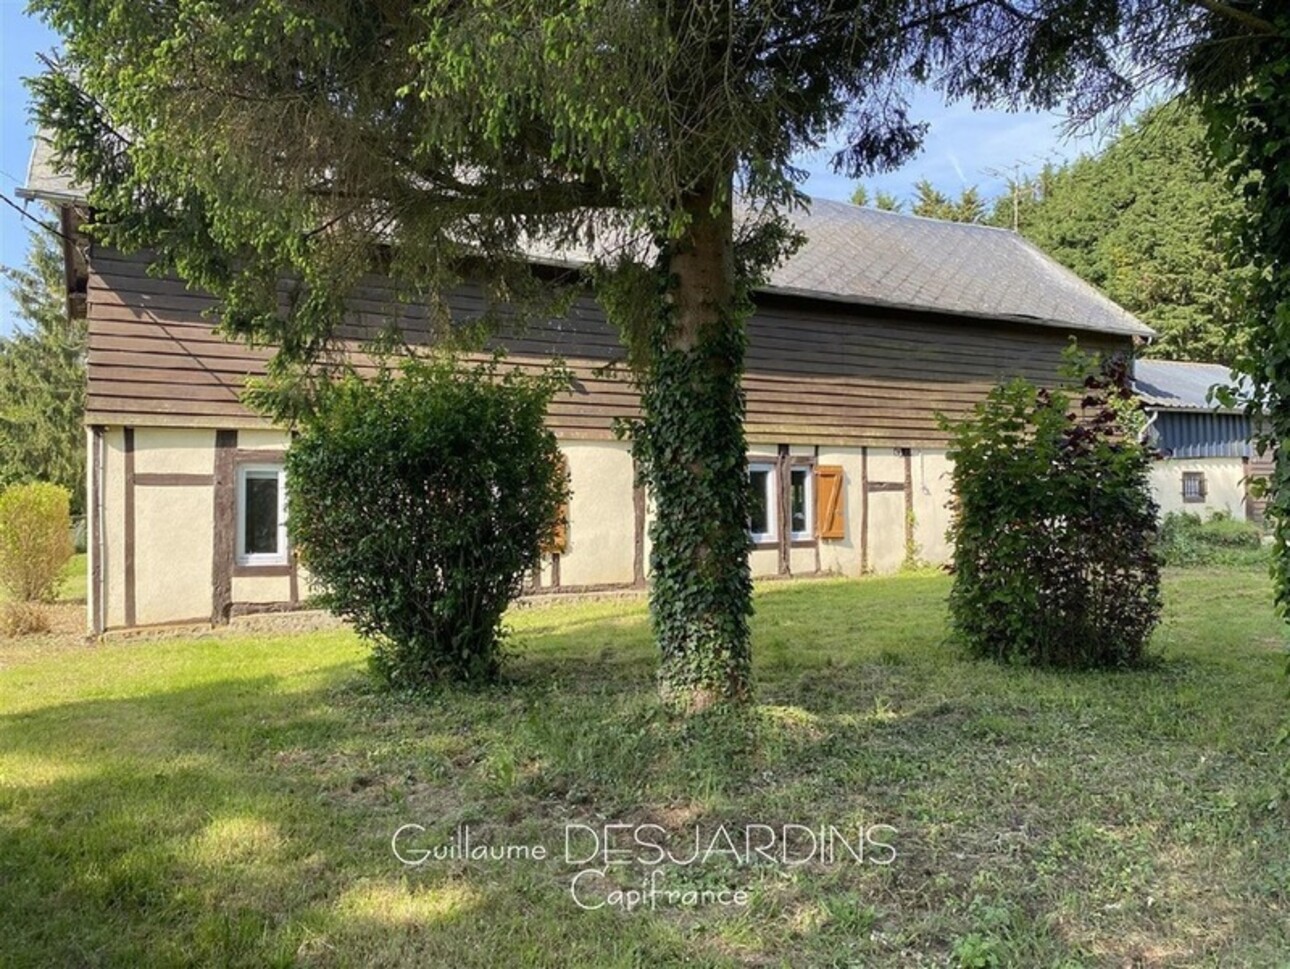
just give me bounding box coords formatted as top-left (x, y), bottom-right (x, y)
top-left (0, 662), bottom-right (764, 967)
top-left (3, 568), bottom-right (1287, 966)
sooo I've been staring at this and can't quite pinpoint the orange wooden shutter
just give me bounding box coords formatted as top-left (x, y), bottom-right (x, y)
top-left (543, 455), bottom-right (570, 554)
top-left (815, 465), bottom-right (845, 539)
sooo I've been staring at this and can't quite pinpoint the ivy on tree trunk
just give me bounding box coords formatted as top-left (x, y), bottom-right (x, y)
top-left (632, 178), bottom-right (754, 711)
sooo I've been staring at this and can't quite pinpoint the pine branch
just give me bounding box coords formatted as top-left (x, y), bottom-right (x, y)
top-left (1192, 0), bottom-right (1278, 36)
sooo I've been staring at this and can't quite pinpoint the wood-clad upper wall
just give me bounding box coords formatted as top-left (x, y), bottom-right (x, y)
top-left (85, 248), bottom-right (1129, 447)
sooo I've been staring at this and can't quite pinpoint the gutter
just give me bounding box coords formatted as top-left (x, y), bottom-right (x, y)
top-left (14, 186), bottom-right (84, 204)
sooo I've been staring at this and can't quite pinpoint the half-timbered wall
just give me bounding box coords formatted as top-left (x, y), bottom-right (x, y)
top-left (82, 247), bottom-right (1133, 631)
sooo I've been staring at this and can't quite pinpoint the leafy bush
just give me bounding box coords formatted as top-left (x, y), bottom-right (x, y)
top-left (1159, 510), bottom-right (1264, 567)
top-left (944, 353), bottom-right (1161, 668)
top-left (286, 355), bottom-right (569, 688)
top-left (0, 482), bottom-right (73, 602)
top-left (0, 601), bottom-right (51, 636)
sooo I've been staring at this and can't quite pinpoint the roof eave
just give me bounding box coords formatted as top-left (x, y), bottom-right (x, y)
top-left (756, 282), bottom-right (1156, 339)
top-left (526, 253), bottom-right (1155, 338)
top-left (1141, 402), bottom-right (1248, 416)
top-left (15, 186), bottom-right (85, 205)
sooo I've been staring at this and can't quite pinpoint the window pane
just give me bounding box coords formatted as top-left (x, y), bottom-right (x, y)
top-left (748, 469), bottom-right (770, 536)
top-left (244, 474), bottom-right (279, 555)
top-left (790, 468), bottom-right (808, 534)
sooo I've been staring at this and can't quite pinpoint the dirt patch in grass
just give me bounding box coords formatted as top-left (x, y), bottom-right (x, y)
top-left (0, 601), bottom-right (89, 668)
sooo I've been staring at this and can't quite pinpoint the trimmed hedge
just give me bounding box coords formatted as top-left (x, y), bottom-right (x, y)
top-left (944, 354), bottom-right (1162, 668)
top-left (286, 355), bottom-right (569, 688)
top-left (0, 482), bottom-right (73, 603)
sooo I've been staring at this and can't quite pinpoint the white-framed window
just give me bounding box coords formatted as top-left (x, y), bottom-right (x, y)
top-left (236, 464), bottom-right (288, 566)
top-left (748, 462), bottom-right (777, 544)
top-left (789, 465), bottom-right (814, 540)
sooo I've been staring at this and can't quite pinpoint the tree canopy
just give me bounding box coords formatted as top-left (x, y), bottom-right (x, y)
top-left (911, 180), bottom-right (987, 223)
top-left (849, 184), bottom-right (903, 212)
top-left (1017, 102), bottom-right (1253, 363)
top-left (1191, 4), bottom-right (1290, 618)
top-left (29, 0), bottom-right (1198, 381)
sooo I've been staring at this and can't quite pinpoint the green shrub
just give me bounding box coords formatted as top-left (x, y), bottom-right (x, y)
top-left (944, 353), bottom-right (1162, 668)
top-left (0, 482), bottom-right (73, 602)
top-left (1159, 510), bottom-right (1265, 567)
top-left (286, 355), bottom-right (569, 688)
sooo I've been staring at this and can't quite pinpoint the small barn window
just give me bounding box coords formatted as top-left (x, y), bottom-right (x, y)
top-left (748, 463), bottom-right (777, 544)
top-left (236, 465), bottom-right (288, 566)
top-left (1182, 471), bottom-right (1207, 503)
top-left (789, 465), bottom-right (814, 539)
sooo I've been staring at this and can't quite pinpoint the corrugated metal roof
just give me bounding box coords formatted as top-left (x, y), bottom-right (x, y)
top-left (20, 135), bottom-right (1153, 339)
top-left (1150, 411), bottom-right (1250, 459)
top-left (1133, 359), bottom-right (1248, 412)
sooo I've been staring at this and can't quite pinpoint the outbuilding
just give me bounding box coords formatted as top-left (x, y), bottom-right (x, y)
top-left (1133, 358), bottom-right (1265, 522)
top-left (20, 139), bottom-right (1155, 632)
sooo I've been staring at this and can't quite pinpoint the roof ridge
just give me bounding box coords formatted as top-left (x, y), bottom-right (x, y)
top-left (808, 194), bottom-right (1025, 237)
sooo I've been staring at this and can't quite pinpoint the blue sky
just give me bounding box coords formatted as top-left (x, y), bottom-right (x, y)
top-left (0, 3), bottom-right (1105, 337)
top-left (1, 2), bottom-right (59, 336)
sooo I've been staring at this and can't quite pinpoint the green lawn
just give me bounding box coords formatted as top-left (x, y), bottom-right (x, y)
top-left (1, 569), bottom-right (1287, 967)
top-left (59, 552), bottom-right (87, 602)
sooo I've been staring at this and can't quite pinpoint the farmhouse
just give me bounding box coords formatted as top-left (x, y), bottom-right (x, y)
top-left (1133, 359), bottom-right (1266, 523)
top-left (21, 140), bottom-right (1154, 633)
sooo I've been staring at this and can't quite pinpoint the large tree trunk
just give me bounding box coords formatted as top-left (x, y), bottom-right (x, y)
top-left (640, 173), bottom-right (754, 711)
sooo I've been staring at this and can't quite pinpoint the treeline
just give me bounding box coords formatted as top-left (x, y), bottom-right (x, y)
top-left (0, 226), bottom-right (86, 516)
top-left (851, 101), bottom-right (1251, 364)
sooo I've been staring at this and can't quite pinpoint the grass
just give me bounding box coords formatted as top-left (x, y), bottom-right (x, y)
top-left (59, 552), bottom-right (88, 602)
top-left (1159, 513), bottom-right (1268, 570)
top-left (1, 569), bottom-right (1288, 967)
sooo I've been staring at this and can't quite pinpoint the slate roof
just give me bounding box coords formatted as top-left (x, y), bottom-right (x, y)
top-left (769, 198), bottom-right (1151, 338)
top-left (1133, 359), bottom-right (1248, 413)
top-left (20, 136), bottom-right (1153, 339)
